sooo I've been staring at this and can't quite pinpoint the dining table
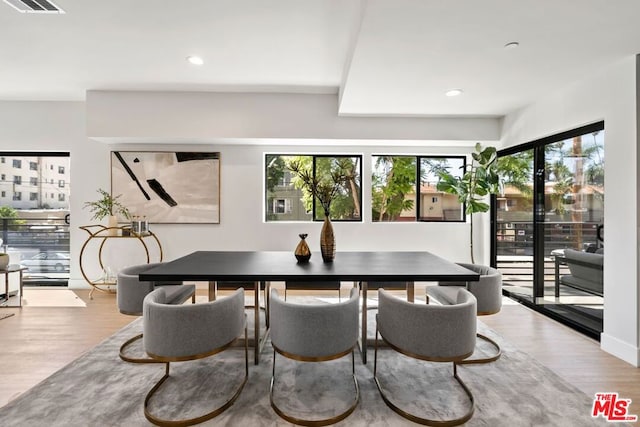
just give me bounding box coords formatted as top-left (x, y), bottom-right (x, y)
top-left (140, 250), bottom-right (480, 364)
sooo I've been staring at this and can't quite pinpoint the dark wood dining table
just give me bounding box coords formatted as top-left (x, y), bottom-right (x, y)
top-left (140, 250), bottom-right (480, 364)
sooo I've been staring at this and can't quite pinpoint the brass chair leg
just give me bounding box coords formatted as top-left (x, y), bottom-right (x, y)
top-left (269, 349), bottom-right (360, 427)
top-left (457, 333), bottom-right (502, 365)
top-left (119, 334), bottom-right (164, 364)
top-left (374, 329), bottom-right (475, 426)
top-left (143, 326), bottom-right (249, 427)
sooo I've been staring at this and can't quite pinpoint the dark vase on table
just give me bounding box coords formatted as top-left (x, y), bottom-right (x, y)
top-left (295, 233), bottom-right (311, 263)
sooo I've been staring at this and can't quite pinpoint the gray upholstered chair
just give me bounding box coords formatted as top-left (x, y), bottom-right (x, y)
top-left (374, 288), bottom-right (477, 426)
top-left (117, 262), bottom-right (196, 363)
top-left (142, 287), bottom-right (248, 426)
top-left (284, 280), bottom-right (341, 300)
top-left (427, 262), bottom-right (502, 364)
top-left (269, 287), bottom-right (359, 426)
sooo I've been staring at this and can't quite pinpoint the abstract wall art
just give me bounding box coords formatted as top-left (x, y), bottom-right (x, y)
top-left (111, 151), bottom-right (220, 223)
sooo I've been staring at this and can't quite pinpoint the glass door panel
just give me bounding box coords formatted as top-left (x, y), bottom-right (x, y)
top-left (494, 123), bottom-right (604, 339)
top-left (541, 132), bottom-right (604, 332)
top-left (495, 149), bottom-right (535, 301)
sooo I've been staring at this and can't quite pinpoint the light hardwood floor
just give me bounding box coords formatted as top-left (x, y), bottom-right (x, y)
top-left (1, 288), bottom-right (640, 424)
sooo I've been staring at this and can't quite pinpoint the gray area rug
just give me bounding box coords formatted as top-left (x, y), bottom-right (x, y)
top-left (0, 302), bottom-right (615, 426)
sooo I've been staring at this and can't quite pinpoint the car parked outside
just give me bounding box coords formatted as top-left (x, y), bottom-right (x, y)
top-left (21, 252), bottom-right (70, 272)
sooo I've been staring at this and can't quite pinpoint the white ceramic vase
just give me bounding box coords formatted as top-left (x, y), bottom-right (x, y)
top-left (107, 215), bottom-right (119, 236)
top-left (0, 253), bottom-right (9, 270)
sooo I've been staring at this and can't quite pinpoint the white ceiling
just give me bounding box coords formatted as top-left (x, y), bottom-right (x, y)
top-left (1, 0), bottom-right (639, 118)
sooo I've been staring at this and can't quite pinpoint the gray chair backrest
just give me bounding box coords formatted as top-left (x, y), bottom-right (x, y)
top-left (269, 287), bottom-right (359, 358)
top-left (457, 262), bottom-right (502, 315)
top-left (143, 287), bottom-right (245, 359)
top-left (117, 262), bottom-right (166, 315)
top-left (378, 288), bottom-right (477, 360)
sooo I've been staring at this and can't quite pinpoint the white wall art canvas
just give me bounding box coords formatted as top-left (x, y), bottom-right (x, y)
top-left (111, 151), bottom-right (220, 223)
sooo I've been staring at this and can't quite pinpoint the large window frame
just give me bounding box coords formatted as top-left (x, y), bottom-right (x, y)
top-left (265, 154), bottom-right (363, 222)
top-left (371, 154), bottom-right (466, 223)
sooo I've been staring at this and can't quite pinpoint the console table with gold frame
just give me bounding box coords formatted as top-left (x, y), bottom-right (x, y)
top-left (79, 225), bottom-right (163, 299)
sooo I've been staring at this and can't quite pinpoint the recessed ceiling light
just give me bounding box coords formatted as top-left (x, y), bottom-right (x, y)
top-left (504, 41), bottom-right (520, 50)
top-left (445, 89), bottom-right (463, 97)
top-left (186, 56), bottom-right (204, 66)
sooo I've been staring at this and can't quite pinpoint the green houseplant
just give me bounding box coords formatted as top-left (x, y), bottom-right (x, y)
top-left (436, 143), bottom-right (501, 264)
top-left (84, 189), bottom-right (131, 225)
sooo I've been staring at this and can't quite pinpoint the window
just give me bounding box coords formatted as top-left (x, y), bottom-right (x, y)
top-left (50, 165), bottom-right (53, 170)
top-left (51, 193), bottom-right (54, 198)
top-left (13, 159), bottom-right (22, 168)
top-left (13, 176), bottom-right (22, 185)
top-left (371, 155), bottom-right (465, 222)
top-left (58, 166), bottom-right (65, 174)
top-left (58, 180), bottom-right (65, 188)
top-left (30, 177), bottom-right (38, 186)
top-left (50, 179), bottom-right (53, 184)
top-left (13, 192), bottom-right (21, 201)
top-left (0, 174), bottom-right (4, 181)
top-left (418, 156), bottom-right (465, 221)
top-left (58, 193), bottom-right (65, 202)
top-left (265, 154), bottom-right (362, 222)
top-left (30, 192), bottom-right (38, 201)
top-left (1, 157), bottom-right (4, 163)
top-left (29, 162), bottom-right (38, 171)
top-left (1, 191), bottom-right (5, 197)
top-left (372, 156), bottom-right (417, 222)
top-left (272, 199), bottom-right (292, 214)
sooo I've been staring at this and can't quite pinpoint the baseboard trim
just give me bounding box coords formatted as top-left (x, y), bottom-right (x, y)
top-left (600, 332), bottom-right (640, 367)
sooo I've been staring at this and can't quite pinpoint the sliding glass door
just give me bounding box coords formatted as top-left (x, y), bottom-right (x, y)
top-left (493, 123), bottom-right (604, 338)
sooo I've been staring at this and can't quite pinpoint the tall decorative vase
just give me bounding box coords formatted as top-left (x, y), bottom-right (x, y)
top-left (320, 215), bottom-right (336, 262)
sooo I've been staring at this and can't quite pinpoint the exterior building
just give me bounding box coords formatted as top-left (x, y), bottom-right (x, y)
top-left (0, 155), bottom-right (70, 211)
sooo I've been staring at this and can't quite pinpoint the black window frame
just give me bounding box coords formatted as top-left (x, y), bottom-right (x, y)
top-left (265, 153), bottom-right (363, 222)
top-left (371, 154), bottom-right (467, 223)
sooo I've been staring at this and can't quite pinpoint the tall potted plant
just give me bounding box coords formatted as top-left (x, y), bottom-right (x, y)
top-left (436, 143), bottom-right (500, 264)
top-left (83, 189), bottom-right (131, 235)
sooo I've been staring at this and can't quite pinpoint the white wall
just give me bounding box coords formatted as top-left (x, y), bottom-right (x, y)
top-left (0, 98), bottom-right (490, 292)
top-left (86, 91), bottom-right (502, 142)
top-left (501, 55), bottom-right (639, 366)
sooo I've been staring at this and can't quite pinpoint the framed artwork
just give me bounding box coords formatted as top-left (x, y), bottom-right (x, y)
top-left (111, 151), bottom-right (220, 224)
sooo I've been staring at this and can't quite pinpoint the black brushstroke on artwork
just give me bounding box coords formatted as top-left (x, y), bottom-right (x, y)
top-left (147, 179), bottom-right (178, 207)
top-left (175, 152), bottom-right (219, 162)
top-left (113, 152), bottom-right (151, 200)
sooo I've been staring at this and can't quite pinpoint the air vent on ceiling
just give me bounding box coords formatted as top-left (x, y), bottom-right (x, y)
top-left (3, 0), bottom-right (64, 13)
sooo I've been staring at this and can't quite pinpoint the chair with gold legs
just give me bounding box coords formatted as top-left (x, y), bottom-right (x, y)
top-left (117, 263), bottom-right (196, 364)
top-left (269, 287), bottom-right (360, 426)
top-left (142, 287), bottom-right (248, 427)
top-left (374, 288), bottom-right (477, 426)
top-left (427, 263), bottom-right (502, 364)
